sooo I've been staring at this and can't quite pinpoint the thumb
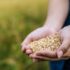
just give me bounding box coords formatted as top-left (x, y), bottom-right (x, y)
top-left (57, 39), bottom-right (69, 58)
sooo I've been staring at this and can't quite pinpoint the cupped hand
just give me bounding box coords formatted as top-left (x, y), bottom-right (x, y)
top-left (29, 26), bottom-right (70, 61)
top-left (21, 26), bottom-right (57, 59)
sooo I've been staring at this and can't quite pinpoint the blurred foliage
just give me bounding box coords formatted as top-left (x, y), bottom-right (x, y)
top-left (0, 0), bottom-right (49, 70)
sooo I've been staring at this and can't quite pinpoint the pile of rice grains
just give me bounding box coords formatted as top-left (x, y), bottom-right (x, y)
top-left (29, 33), bottom-right (61, 52)
top-left (28, 33), bottom-right (70, 60)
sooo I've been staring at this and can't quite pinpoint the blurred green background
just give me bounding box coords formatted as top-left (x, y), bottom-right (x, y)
top-left (0, 0), bottom-right (50, 70)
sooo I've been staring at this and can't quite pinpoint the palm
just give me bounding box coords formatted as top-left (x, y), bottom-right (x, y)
top-left (21, 27), bottom-right (57, 60)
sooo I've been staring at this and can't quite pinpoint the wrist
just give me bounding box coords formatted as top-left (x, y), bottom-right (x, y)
top-left (43, 24), bottom-right (59, 32)
top-left (42, 25), bottom-right (58, 34)
top-left (43, 22), bottom-right (63, 31)
top-left (43, 17), bottom-right (64, 31)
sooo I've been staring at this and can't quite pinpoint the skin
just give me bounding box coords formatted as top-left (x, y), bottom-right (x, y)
top-left (29, 26), bottom-right (70, 61)
top-left (44, 0), bottom-right (69, 30)
top-left (21, 0), bottom-right (69, 61)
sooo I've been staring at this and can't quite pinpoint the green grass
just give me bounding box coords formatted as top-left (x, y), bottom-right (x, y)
top-left (0, 0), bottom-right (49, 70)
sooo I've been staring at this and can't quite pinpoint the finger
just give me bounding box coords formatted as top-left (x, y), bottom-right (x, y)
top-left (30, 55), bottom-right (59, 61)
top-left (21, 36), bottom-right (32, 52)
top-left (36, 49), bottom-right (57, 58)
top-left (29, 53), bottom-right (58, 61)
top-left (26, 48), bottom-right (33, 55)
top-left (31, 55), bottom-right (67, 61)
top-left (29, 53), bottom-right (49, 60)
top-left (57, 39), bottom-right (70, 58)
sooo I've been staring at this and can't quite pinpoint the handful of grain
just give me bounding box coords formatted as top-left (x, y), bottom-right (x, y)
top-left (29, 33), bottom-right (61, 52)
top-left (28, 33), bottom-right (70, 59)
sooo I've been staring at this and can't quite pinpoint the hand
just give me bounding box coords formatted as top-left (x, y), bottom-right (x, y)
top-left (57, 26), bottom-right (70, 58)
top-left (21, 26), bottom-right (57, 60)
top-left (30, 26), bottom-right (70, 61)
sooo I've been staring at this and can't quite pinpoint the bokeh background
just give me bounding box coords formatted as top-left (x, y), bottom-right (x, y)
top-left (0, 0), bottom-right (50, 70)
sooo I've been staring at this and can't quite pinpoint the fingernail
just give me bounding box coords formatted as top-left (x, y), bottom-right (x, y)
top-left (26, 49), bottom-right (32, 54)
top-left (57, 51), bottom-right (63, 58)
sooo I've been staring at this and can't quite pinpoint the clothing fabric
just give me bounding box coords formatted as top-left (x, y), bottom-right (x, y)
top-left (50, 60), bottom-right (65, 70)
top-left (63, 59), bottom-right (70, 70)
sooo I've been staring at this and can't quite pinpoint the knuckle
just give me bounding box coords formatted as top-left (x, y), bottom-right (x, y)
top-left (61, 47), bottom-right (67, 53)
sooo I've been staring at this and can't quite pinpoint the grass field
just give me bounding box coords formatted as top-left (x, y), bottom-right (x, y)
top-left (0, 0), bottom-right (49, 70)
